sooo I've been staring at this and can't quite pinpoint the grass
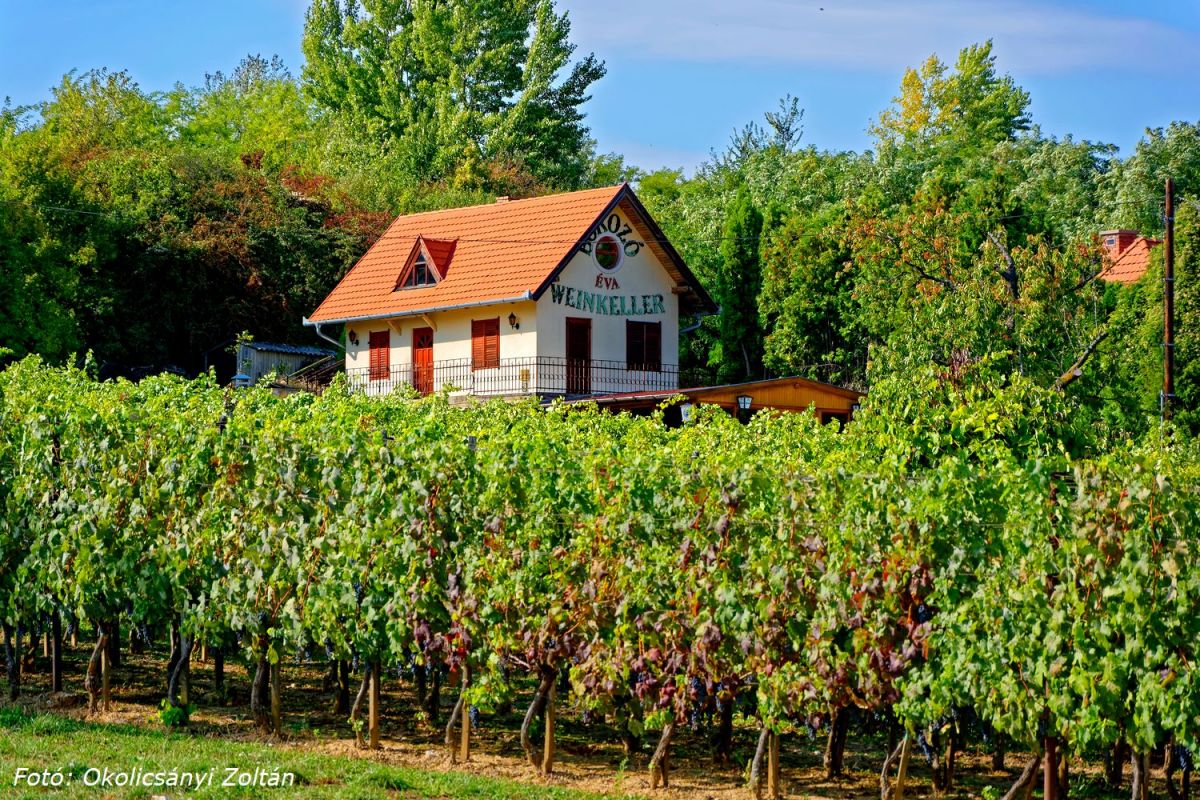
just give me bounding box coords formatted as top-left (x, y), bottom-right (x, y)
top-left (0, 707), bottom-right (632, 800)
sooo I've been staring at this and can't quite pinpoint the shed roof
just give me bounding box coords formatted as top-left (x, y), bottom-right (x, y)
top-left (565, 375), bottom-right (865, 411)
top-left (306, 184), bottom-right (715, 325)
top-left (243, 342), bottom-right (336, 357)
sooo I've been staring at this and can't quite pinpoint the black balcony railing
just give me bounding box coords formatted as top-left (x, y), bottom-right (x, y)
top-left (346, 356), bottom-right (680, 398)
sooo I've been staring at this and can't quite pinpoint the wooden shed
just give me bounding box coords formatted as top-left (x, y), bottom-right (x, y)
top-left (237, 341), bottom-right (337, 386)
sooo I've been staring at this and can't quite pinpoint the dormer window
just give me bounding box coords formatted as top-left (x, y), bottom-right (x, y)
top-left (394, 237), bottom-right (455, 291)
top-left (402, 253), bottom-right (437, 288)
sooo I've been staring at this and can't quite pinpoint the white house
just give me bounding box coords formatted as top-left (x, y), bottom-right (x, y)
top-left (304, 184), bottom-right (716, 398)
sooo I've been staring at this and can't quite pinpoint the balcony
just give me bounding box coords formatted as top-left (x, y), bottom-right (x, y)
top-left (346, 356), bottom-right (680, 399)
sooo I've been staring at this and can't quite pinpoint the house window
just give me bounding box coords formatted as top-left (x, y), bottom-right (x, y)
top-left (400, 253), bottom-right (436, 288)
top-left (368, 330), bottom-right (390, 380)
top-left (626, 320), bottom-right (661, 372)
top-left (471, 318), bottom-right (500, 370)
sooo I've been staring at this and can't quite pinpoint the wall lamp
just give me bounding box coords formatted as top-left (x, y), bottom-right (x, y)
top-left (508, 312), bottom-right (520, 330)
top-left (736, 394), bottom-right (753, 411)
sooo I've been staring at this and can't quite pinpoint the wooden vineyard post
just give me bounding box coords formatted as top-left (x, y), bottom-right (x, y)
top-left (459, 665), bottom-right (471, 763)
top-left (213, 645), bottom-right (225, 700)
top-left (50, 611), bottom-right (62, 693)
top-left (368, 661), bottom-right (381, 750)
top-left (460, 702), bottom-right (470, 763)
top-left (895, 733), bottom-right (912, 800)
top-left (101, 642), bottom-right (111, 711)
top-left (270, 660), bottom-right (282, 737)
top-left (444, 665), bottom-right (472, 764)
top-left (543, 679), bottom-right (556, 775)
top-left (767, 731), bottom-right (782, 800)
top-left (180, 653), bottom-right (190, 707)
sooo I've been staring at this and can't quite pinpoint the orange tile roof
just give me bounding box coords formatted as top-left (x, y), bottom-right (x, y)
top-left (1099, 236), bottom-right (1160, 284)
top-left (308, 184), bottom-right (670, 323)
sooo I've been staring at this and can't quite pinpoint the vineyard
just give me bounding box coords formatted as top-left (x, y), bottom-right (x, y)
top-left (1, 355), bottom-right (1198, 800)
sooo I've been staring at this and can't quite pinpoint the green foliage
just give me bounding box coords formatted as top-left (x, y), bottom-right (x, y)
top-left (157, 699), bottom-right (192, 728)
top-left (1175, 201), bottom-right (1200, 433)
top-left (1100, 122), bottom-right (1200, 233)
top-left (714, 187), bottom-right (764, 383)
top-left (759, 204), bottom-right (865, 387)
top-left (0, 67), bottom-right (384, 373)
top-left (870, 41), bottom-right (1031, 151)
top-left (301, 0), bottom-right (604, 191)
top-left (1, 359), bottom-right (1197, 761)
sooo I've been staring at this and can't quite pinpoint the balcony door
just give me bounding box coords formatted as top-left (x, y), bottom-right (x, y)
top-left (565, 317), bottom-right (591, 395)
top-left (412, 326), bottom-right (434, 395)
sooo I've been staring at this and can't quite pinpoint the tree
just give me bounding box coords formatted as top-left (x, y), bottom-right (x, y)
top-left (301, 0), bottom-right (605, 190)
top-left (1100, 122), bottom-right (1200, 234)
top-left (871, 40), bottom-right (1030, 151)
top-left (714, 188), bottom-right (764, 383)
top-left (0, 68), bottom-right (384, 374)
top-left (170, 55), bottom-right (317, 175)
top-left (759, 205), bottom-right (866, 388)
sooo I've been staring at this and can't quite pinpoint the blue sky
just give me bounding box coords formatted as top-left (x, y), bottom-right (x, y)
top-left (2, 0), bottom-right (1197, 173)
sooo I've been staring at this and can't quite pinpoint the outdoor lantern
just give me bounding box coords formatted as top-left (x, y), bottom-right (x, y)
top-left (348, 330), bottom-right (359, 346)
top-left (508, 312), bottom-right (520, 330)
top-left (736, 394), bottom-right (753, 411)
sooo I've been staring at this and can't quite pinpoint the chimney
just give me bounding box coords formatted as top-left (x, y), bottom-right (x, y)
top-left (495, 196), bottom-right (511, 204)
top-left (1100, 230), bottom-right (1139, 258)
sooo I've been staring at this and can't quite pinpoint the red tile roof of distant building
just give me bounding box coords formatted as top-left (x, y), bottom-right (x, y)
top-left (1098, 229), bottom-right (1160, 284)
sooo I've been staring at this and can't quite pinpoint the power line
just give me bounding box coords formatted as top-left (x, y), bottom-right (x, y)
top-left (0, 198), bottom-right (119, 220)
top-left (0, 197), bottom-right (1167, 246)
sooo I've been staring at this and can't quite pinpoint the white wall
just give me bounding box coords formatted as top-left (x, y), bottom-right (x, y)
top-left (535, 207), bottom-right (679, 393)
top-left (345, 299), bottom-right (538, 395)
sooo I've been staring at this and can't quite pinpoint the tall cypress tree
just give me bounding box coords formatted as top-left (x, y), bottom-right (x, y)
top-left (715, 187), bottom-right (765, 384)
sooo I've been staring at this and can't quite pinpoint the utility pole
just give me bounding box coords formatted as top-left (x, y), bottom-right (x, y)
top-left (1163, 177), bottom-right (1176, 421)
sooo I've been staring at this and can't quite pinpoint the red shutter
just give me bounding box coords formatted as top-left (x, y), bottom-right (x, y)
top-left (369, 330), bottom-right (390, 380)
top-left (484, 318), bottom-right (499, 367)
top-left (472, 318), bottom-right (500, 370)
top-left (471, 320), bottom-right (486, 367)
